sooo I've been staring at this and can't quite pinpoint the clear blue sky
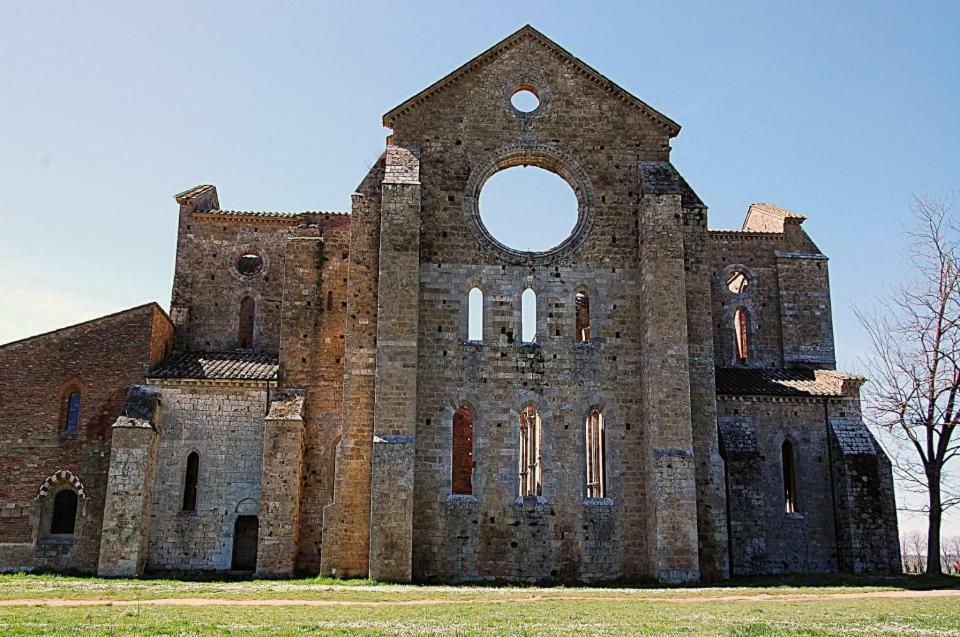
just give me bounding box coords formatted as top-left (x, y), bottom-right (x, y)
top-left (1, 1), bottom-right (958, 535)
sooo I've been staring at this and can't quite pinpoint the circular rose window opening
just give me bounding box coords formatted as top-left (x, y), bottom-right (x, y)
top-left (478, 165), bottom-right (579, 253)
top-left (237, 253), bottom-right (264, 276)
top-left (510, 87), bottom-right (540, 113)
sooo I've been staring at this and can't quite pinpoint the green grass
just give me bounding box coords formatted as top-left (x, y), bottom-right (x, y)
top-left (0, 574), bottom-right (957, 635)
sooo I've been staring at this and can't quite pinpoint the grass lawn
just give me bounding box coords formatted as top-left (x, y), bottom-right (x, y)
top-left (0, 573), bottom-right (957, 635)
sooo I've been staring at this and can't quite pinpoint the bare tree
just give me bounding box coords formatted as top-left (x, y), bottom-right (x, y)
top-left (905, 530), bottom-right (928, 573)
top-left (948, 535), bottom-right (960, 574)
top-left (858, 195), bottom-right (960, 576)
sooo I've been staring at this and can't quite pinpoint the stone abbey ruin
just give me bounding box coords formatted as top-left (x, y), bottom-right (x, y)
top-left (0, 26), bottom-right (900, 582)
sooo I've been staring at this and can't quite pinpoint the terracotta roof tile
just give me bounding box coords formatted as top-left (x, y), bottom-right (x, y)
top-left (716, 367), bottom-right (844, 397)
top-left (149, 351), bottom-right (278, 381)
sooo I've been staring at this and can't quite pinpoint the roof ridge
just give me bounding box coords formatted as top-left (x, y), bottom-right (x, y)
top-left (0, 302), bottom-right (164, 350)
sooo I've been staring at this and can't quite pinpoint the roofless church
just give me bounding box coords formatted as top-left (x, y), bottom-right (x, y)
top-left (0, 26), bottom-right (900, 582)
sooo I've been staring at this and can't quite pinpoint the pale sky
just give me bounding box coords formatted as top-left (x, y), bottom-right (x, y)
top-left (1, 1), bottom-right (958, 541)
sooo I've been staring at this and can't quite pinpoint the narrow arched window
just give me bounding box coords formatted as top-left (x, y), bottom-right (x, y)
top-left (519, 405), bottom-right (542, 497)
top-left (452, 406), bottom-right (474, 494)
top-left (575, 292), bottom-right (590, 343)
top-left (468, 287), bottom-right (483, 342)
top-left (585, 409), bottom-right (605, 498)
top-left (182, 452), bottom-right (199, 512)
top-left (521, 288), bottom-right (537, 344)
top-left (327, 290), bottom-right (333, 312)
top-left (64, 391), bottom-right (81, 433)
top-left (782, 440), bottom-right (798, 513)
top-left (50, 490), bottom-right (78, 534)
top-left (734, 307), bottom-right (749, 364)
top-left (239, 296), bottom-right (256, 349)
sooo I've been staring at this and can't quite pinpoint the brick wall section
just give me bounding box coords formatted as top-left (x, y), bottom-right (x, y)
top-left (320, 157), bottom-right (384, 578)
top-left (0, 303), bottom-right (172, 573)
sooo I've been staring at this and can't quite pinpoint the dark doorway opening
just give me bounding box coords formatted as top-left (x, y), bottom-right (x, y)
top-left (231, 515), bottom-right (259, 571)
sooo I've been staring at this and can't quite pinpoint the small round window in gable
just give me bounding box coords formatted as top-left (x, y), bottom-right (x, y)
top-left (237, 253), bottom-right (264, 277)
top-left (510, 85), bottom-right (540, 113)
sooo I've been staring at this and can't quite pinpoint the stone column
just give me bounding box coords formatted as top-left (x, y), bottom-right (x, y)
top-left (681, 205), bottom-right (731, 581)
top-left (97, 386), bottom-right (160, 577)
top-left (256, 390), bottom-right (305, 578)
top-left (320, 158), bottom-right (385, 578)
top-left (638, 190), bottom-right (701, 583)
top-left (368, 145), bottom-right (421, 582)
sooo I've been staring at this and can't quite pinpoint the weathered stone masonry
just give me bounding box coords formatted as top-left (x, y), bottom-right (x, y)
top-left (0, 25), bottom-right (899, 581)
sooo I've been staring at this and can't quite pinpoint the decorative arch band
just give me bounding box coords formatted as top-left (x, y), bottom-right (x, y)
top-left (36, 469), bottom-right (86, 499)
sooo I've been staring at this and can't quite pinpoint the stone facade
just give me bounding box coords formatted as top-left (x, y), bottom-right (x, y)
top-left (0, 25), bottom-right (899, 581)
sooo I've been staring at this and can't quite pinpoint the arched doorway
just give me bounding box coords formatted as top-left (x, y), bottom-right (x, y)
top-left (231, 515), bottom-right (259, 571)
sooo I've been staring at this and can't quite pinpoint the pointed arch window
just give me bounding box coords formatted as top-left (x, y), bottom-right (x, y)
top-left (468, 287), bottom-right (483, 342)
top-left (521, 288), bottom-right (537, 344)
top-left (575, 292), bottom-right (590, 343)
top-left (50, 490), bottom-right (78, 534)
top-left (782, 440), bottom-right (798, 513)
top-left (239, 296), bottom-right (256, 349)
top-left (585, 409), bottom-right (605, 498)
top-left (452, 406), bottom-right (474, 494)
top-left (734, 307), bottom-right (749, 364)
top-left (182, 452), bottom-right (200, 512)
top-left (64, 391), bottom-right (81, 434)
top-left (519, 405), bottom-right (542, 497)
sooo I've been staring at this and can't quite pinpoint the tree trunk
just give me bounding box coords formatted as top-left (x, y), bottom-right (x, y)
top-left (926, 469), bottom-right (943, 576)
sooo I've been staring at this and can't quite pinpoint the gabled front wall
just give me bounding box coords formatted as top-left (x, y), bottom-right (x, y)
top-left (378, 34), bottom-right (700, 582)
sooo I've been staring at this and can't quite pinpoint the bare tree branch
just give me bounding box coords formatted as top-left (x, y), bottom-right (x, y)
top-left (860, 193), bottom-right (960, 575)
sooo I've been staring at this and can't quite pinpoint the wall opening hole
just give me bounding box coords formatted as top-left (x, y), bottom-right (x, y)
top-left (479, 166), bottom-right (578, 252)
top-left (510, 86), bottom-right (540, 113)
top-left (237, 253), bottom-right (263, 276)
top-left (726, 269), bottom-right (749, 294)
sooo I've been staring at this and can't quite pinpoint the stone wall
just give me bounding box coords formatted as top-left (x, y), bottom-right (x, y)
top-left (0, 304), bottom-right (171, 573)
top-left (170, 185), bottom-right (347, 355)
top-left (144, 382), bottom-right (269, 572)
top-left (377, 31), bottom-right (699, 583)
top-left (718, 396), bottom-right (842, 574)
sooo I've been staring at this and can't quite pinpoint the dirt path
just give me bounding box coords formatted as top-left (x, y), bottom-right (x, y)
top-left (0, 588), bottom-right (958, 608)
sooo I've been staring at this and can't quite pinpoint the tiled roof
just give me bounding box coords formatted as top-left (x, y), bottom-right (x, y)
top-left (716, 367), bottom-right (846, 397)
top-left (197, 210), bottom-right (350, 219)
top-left (149, 351), bottom-right (279, 381)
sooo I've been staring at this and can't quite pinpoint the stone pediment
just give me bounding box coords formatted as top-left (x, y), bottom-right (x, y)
top-left (382, 25), bottom-right (680, 137)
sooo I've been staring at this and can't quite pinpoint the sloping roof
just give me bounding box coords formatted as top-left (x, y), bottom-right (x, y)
top-left (716, 368), bottom-right (846, 397)
top-left (383, 25), bottom-right (680, 136)
top-left (175, 184), bottom-right (217, 205)
top-left (0, 302), bottom-right (170, 350)
top-left (149, 351), bottom-right (279, 381)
